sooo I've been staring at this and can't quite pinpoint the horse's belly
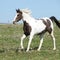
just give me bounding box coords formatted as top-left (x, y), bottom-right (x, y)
top-left (35, 28), bottom-right (46, 34)
top-left (33, 24), bottom-right (46, 34)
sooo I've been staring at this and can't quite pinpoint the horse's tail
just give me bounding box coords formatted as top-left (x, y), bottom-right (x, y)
top-left (50, 16), bottom-right (60, 28)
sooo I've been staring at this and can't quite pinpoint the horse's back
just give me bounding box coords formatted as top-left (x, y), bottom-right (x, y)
top-left (32, 17), bottom-right (53, 34)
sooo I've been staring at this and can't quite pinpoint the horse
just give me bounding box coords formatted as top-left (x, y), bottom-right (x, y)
top-left (13, 8), bottom-right (60, 52)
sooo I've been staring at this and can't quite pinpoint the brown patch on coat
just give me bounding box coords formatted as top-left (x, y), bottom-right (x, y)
top-left (23, 21), bottom-right (31, 36)
top-left (38, 19), bottom-right (52, 35)
top-left (43, 19), bottom-right (52, 34)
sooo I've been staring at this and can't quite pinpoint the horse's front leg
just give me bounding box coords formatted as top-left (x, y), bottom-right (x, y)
top-left (26, 32), bottom-right (34, 52)
top-left (20, 34), bottom-right (26, 49)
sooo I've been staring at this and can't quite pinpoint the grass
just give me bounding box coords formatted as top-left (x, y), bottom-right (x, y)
top-left (0, 24), bottom-right (60, 60)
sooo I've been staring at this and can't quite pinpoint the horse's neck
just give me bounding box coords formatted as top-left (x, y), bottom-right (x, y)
top-left (22, 12), bottom-right (35, 23)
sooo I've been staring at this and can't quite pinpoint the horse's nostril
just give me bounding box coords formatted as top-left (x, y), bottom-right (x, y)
top-left (13, 21), bottom-right (15, 24)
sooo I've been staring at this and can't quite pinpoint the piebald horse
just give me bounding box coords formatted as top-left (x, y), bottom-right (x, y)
top-left (13, 9), bottom-right (60, 52)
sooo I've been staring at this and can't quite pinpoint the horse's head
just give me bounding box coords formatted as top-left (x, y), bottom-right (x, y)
top-left (13, 9), bottom-right (23, 24)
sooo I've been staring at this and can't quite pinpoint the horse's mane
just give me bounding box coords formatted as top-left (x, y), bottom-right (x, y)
top-left (20, 8), bottom-right (32, 15)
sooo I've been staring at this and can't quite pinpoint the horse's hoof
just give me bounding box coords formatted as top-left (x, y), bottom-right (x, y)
top-left (37, 49), bottom-right (40, 51)
top-left (53, 48), bottom-right (56, 50)
top-left (26, 50), bottom-right (29, 52)
top-left (37, 48), bottom-right (40, 51)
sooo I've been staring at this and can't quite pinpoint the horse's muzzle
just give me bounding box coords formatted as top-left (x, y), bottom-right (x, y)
top-left (13, 21), bottom-right (16, 24)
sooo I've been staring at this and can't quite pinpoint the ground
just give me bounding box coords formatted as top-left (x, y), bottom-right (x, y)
top-left (0, 24), bottom-right (60, 60)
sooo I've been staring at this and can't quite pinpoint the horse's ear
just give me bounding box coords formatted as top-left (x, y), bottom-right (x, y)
top-left (18, 8), bottom-right (20, 11)
top-left (16, 8), bottom-right (22, 14)
top-left (16, 9), bottom-right (20, 13)
top-left (16, 9), bottom-right (18, 12)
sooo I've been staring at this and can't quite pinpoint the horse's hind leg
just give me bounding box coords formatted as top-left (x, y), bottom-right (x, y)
top-left (50, 31), bottom-right (56, 50)
top-left (37, 34), bottom-right (44, 51)
top-left (20, 34), bottom-right (26, 49)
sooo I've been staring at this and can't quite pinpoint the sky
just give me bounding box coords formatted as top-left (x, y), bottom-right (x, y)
top-left (0, 0), bottom-right (60, 23)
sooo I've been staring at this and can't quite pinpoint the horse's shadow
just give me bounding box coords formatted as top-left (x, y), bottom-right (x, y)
top-left (0, 47), bottom-right (38, 53)
top-left (16, 47), bottom-right (38, 52)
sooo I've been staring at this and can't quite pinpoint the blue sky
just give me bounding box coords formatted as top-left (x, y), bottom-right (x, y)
top-left (0, 0), bottom-right (60, 23)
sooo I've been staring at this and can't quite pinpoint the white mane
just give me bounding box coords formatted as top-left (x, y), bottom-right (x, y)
top-left (20, 8), bottom-right (32, 15)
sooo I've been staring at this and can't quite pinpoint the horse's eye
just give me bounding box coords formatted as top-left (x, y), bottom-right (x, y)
top-left (17, 15), bottom-right (19, 16)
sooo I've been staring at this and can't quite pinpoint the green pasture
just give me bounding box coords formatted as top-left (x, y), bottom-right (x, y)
top-left (0, 24), bottom-right (60, 60)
